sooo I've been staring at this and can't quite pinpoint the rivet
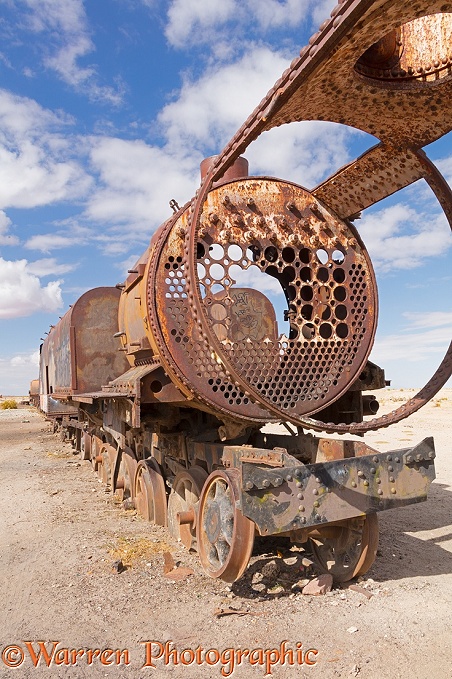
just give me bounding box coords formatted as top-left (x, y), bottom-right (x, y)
top-left (295, 469), bottom-right (302, 478)
top-left (301, 517), bottom-right (307, 524)
top-left (391, 488), bottom-right (397, 494)
top-left (313, 489), bottom-right (319, 495)
top-left (370, 467), bottom-right (376, 474)
top-left (395, 457), bottom-right (400, 463)
top-left (297, 493), bottom-right (304, 500)
top-left (378, 489), bottom-right (383, 495)
top-left (352, 481), bottom-right (357, 488)
top-left (262, 479), bottom-right (270, 488)
top-left (299, 505), bottom-right (305, 512)
top-left (387, 455), bottom-right (393, 462)
top-left (389, 477), bottom-right (395, 483)
top-left (373, 456), bottom-right (379, 463)
top-left (296, 481), bottom-right (302, 488)
top-left (286, 475), bottom-right (293, 481)
top-left (363, 480), bottom-right (369, 487)
top-left (315, 477), bottom-right (321, 483)
top-left (376, 478), bottom-right (381, 484)
top-left (406, 455), bottom-right (413, 463)
top-left (275, 477), bottom-right (283, 485)
top-left (315, 515), bottom-right (321, 522)
top-left (388, 466), bottom-right (394, 472)
top-left (358, 471), bottom-right (364, 478)
top-left (278, 217), bottom-right (289, 230)
top-left (313, 501), bottom-right (319, 508)
top-left (415, 454), bottom-right (422, 463)
top-left (245, 481), bottom-right (253, 490)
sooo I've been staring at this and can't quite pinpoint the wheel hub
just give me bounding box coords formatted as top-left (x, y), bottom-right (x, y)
top-left (204, 501), bottom-right (222, 544)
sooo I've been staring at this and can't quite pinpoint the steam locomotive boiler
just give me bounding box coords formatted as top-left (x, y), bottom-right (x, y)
top-left (37, 0), bottom-right (451, 583)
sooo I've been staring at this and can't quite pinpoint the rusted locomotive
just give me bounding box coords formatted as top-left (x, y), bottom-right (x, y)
top-left (37, 0), bottom-right (451, 583)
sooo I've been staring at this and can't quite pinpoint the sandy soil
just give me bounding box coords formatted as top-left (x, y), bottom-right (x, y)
top-left (0, 389), bottom-right (451, 679)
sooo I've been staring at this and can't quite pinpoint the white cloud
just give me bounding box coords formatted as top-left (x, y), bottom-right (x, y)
top-left (310, 0), bottom-right (336, 27)
top-left (0, 350), bottom-right (40, 396)
top-left (437, 154), bottom-right (452, 186)
top-left (0, 89), bottom-right (92, 210)
top-left (164, 0), bottom-right (336, 48)
top-left (159, 47), bottom-right (288, 150)
top-left (86, 137), bottom-right (199, 230)
top-left (25, 234), bottom-right (84, 253)
top-left (402, 311), bottom-right (452, 329)
top-left (10, 350), bottom-right (40, 368)
top-left (158, 47), bottom-right (353, 185)
top-left (358, 202), bottom-right (451, 271)
top-left (0, 257), bottom-right (63, 319)
top-left (0, 35), bottom-right (353, 256)
top-left (116, 254), bottom-right (142, 276)
top-left (371, 311), bottom-right (452, 364)
top-left (165, 0), bottom-right (239, 48)
top-left (11, 0), bottom-right (123, 103)
top-left (75, 48), bottom-right (355, 245)
top-left (246, 0), bottom-right (324, 31)
top-left (0, 210), bottom-right (19, 245)
top-left (248, 121), bottom-right (352, 187)
top-left (26, 258), bottom-right (77, 276)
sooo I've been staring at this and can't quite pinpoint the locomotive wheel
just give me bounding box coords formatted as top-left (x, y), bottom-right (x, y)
top-left (114, 447), bottom-right (138, 503)
top-left (80, 432), bottom-right (91, 461)
top-left (167, 467), bottom-right (208, 550)
top-left (90, 436), bottom-right (103, 472)
top-left (196, 470), bottom-right (255, 583)
top-left (74, 429), bottom-right (82, 455)
top-left (134, 458), bottom-right (167, 526)
top-left (99, 443), bottom-right (117, 492)
top-left (308, 514), bottom-right (379, 583)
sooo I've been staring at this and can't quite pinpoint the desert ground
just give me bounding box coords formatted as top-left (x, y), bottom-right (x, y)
top-left (0, 388), bottom-right (451, 678)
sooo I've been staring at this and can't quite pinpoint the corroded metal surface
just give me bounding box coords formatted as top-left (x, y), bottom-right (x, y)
top-left (39, 287), bottom-right (129, 407)
top-left (239, 438), bottom-right (436, 535)
top-left (200, 1), bottom-right (452, 176)
top-left (148, 177), bottom-right (378, 421)
top-left (197, 469), bottom-right (255, 583)
top-left (308, 514), bottom-right (379, 583)
top-left (180, 0), bottom-right (452, 434)
top-left (167, 467), bottom-right (208, 550)
top-left (38, 0), bottom-right (448, 583)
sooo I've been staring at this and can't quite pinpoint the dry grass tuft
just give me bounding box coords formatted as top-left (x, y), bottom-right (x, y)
top-left (46, 450), bottom-right (72, 459)
top-left (432, 398), bottom-right (447, 407)
top-left (1, 399), bottom-right (18, 409)
top-left (108, 536), bottom-right (173, 568)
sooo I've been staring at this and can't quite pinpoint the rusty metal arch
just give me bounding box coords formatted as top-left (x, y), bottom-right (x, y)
top-left (181, 0), bottom-right (452, 433)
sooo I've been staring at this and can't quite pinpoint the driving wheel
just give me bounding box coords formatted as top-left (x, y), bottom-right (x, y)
top-left (134, 458), bottom-right (167, 525)
top-left (308, 513), bottom-right (379, 583)
top-left (197, 470), bottom-right (255, 583)
top-left (167, 467), bottom-right (208, 550)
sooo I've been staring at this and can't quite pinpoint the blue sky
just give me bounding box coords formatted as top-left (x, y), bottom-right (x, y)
top-left (0, 0), bottom-right (451, 395)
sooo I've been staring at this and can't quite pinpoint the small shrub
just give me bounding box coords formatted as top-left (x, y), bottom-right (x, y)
top-left (1, 399), bottom-right (18, 409)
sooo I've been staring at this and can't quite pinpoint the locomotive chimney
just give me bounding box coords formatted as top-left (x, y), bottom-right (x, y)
top-left (200, 155), bottom-right (249, 184)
